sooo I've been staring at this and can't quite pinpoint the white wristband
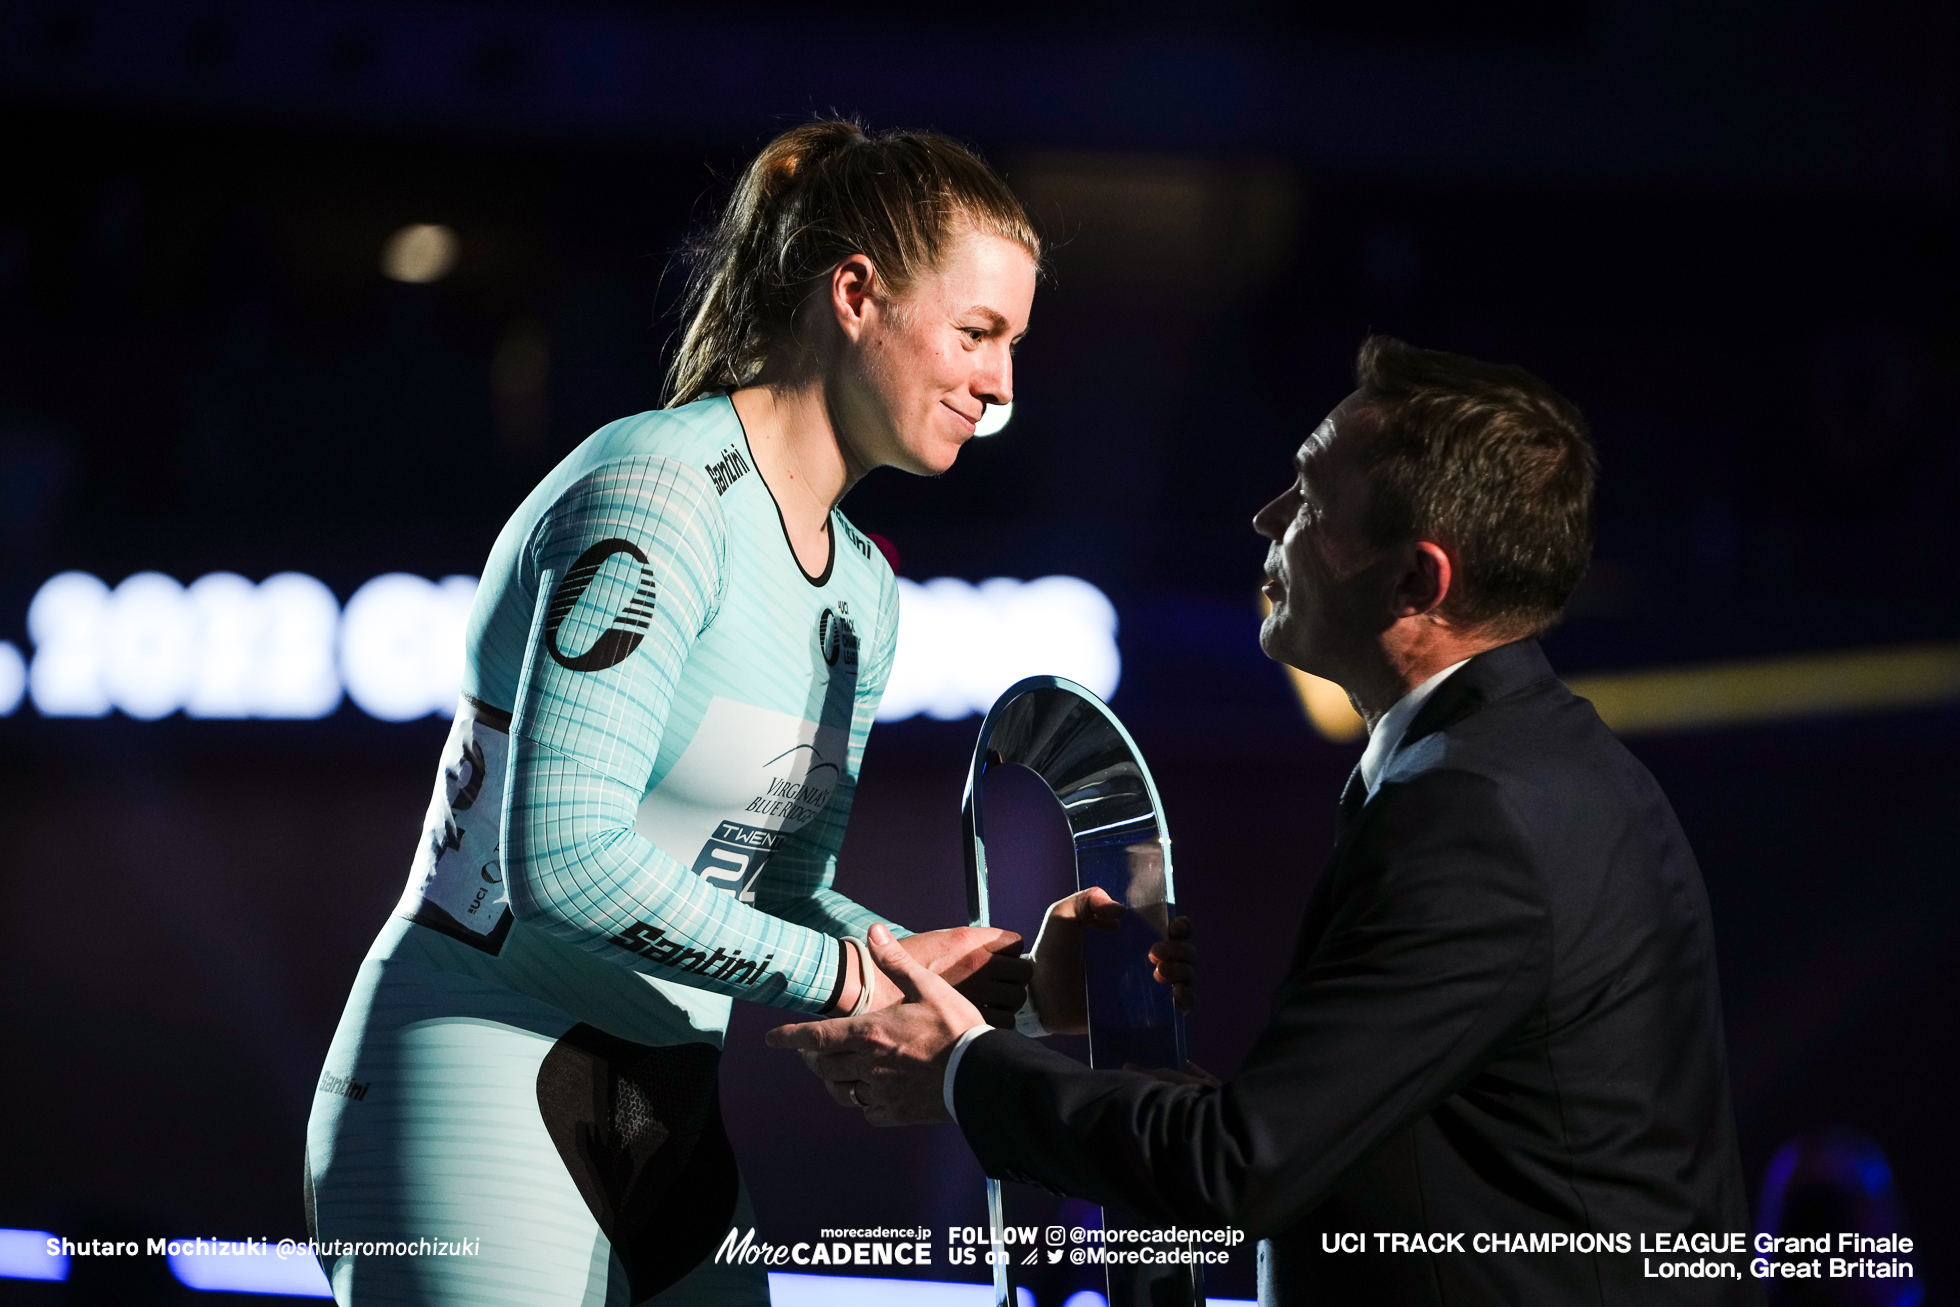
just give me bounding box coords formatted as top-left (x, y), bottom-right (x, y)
top-left (842, 937), bottom-right (877, 1017)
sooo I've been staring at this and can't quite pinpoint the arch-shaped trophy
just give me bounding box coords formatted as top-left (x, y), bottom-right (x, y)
top-left (962, 676), bottom-right (1199, 1307)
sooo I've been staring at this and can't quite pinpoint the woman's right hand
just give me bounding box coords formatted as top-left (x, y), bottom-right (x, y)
top-left (832, 926), bottom-right (1024, 1016)
top-left (896, 928), bottom-right (1030, 1029)
top-left (903, 928), bottom-right (1034, 1028)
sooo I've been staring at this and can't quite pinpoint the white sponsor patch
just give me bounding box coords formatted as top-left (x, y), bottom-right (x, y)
top-left (635, 696), bottom-right (848, 902)
top-left (395, 698), bottom-right (511, 945)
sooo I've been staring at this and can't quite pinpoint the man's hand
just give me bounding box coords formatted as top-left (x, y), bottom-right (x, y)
top-left (1029, 890), bottom-right (1200, 1034)
top-left (767, 923), bottom-right (987, 1126)
top-left (1150, 916), bottom-right (1200, 1015)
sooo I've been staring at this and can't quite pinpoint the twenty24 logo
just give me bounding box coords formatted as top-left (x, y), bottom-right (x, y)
top-left (692, 820), bottom-right (784, 902)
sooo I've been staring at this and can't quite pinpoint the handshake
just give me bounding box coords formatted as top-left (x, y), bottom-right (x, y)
top-left (766, 888), bottom-right (1204, 1127)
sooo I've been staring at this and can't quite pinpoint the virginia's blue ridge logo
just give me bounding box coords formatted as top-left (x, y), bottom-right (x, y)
top-left (545, 538), bottom-right (656, 672)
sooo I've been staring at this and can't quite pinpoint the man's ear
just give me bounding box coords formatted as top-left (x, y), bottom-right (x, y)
top-left (1392, 540), bottom-right (1453, 619)
top-left (829, 254), bottom-right (878, 342)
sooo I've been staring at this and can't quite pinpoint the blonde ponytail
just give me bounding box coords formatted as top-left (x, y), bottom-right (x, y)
top-left (666, 119), bottom-right (1039, 407)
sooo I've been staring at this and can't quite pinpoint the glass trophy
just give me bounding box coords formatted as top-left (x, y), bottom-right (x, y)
top-left (962, 676), bottom-right (1201, 1307)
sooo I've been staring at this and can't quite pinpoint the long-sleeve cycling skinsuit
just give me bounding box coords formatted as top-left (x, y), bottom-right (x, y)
top-left (307, 395), bottom-right (902, 1305)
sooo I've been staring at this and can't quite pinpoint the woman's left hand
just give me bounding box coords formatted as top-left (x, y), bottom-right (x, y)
top-left (1024, 890), bottom-right (1200, 1034)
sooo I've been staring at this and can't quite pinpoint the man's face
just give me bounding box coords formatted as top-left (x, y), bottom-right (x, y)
top-left (1253, 393), bottom-right (1394, 680)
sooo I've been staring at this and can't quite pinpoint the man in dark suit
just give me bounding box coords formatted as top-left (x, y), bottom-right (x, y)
top-left (769, 337), bottom-right (1759, 1304)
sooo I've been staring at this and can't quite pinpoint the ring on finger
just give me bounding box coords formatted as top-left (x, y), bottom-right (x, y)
top-left (849, 1083), bottom-right (866, 1108)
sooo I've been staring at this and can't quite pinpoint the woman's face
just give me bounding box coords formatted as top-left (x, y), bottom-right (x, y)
top-left (831, 230), bottom-right (1037, 477)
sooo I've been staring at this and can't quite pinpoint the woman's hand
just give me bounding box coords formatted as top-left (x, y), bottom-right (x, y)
top-left (896, 926), bottom-right (1022, 984)
top-left (1028, 887), bottom-right (1124, 1034)
top-left (832, 926), bottom-right (1025, 1016)
top-left (1029, 890), bottom-right (1199, 1034)
top-left (900, 927), bottom-right (1030, 1028)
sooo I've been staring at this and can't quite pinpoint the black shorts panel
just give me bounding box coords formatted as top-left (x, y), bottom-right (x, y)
top-left (536, 1026), bottom-right (739, 1302)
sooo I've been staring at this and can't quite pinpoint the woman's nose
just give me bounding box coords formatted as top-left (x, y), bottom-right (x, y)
top-left (976, 352), bottom-right (1013, 408)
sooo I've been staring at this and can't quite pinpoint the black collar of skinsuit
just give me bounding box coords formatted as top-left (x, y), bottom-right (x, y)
top-left (1398, 638), bottom-right (1561, 752)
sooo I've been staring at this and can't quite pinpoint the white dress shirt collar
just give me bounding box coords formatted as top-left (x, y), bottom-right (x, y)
top-left (1357, 658), bottom-right (1470, 799)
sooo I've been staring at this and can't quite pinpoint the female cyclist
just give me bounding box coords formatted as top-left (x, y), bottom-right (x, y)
top-left (306, 120), bottom-right (1191, 1306)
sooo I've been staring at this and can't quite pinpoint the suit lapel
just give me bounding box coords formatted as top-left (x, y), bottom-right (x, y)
top-left (1289, 763), bottom-right (1367, 974)
top-left (1285, 640), bottom-right (1560, 978)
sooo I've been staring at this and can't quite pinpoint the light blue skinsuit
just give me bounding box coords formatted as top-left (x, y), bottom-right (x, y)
top-left (307, 396), bottom-right (904, 1305)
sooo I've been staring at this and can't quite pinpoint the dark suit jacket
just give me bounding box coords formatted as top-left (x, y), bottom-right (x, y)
top-left (955, 640), bottom-right (1760, 1305)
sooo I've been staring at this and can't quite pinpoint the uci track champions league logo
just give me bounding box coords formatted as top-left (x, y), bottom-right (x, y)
top-left (545, 539), bottom-right (657, 673)
top-left (817, 602), bottom-right (857, 670)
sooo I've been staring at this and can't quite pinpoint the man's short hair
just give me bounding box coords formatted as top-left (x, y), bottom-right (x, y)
top-left (1353, 335), bottom-right (1598, 640)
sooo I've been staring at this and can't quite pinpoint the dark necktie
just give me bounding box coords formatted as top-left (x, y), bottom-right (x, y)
top-left (1334, 763), bottom-right (1367, 845)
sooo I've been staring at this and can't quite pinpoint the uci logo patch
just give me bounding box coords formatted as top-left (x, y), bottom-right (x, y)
top-left (816, 604), bottom-right (858, 669)
top-left (545, 538), bottom-right (656, 673)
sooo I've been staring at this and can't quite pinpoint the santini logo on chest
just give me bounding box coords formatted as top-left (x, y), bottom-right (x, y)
top-left (705, 444), bottom-right (752, 495)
